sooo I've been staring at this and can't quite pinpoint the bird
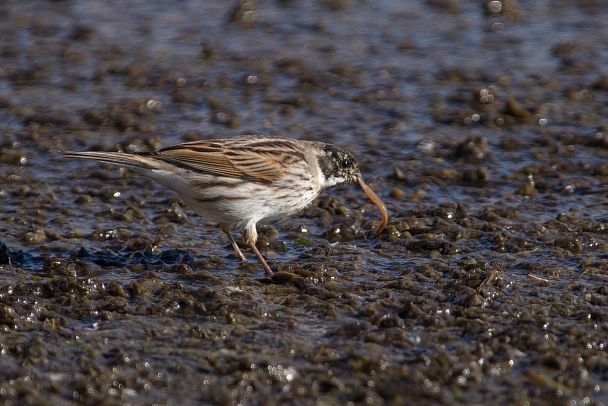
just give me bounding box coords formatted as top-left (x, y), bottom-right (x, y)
top-left (58, 135), bottom-right (388, 275)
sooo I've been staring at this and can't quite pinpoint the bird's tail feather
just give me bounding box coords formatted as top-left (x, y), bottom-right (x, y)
top-left (57, 151), bottom-right (157, 170)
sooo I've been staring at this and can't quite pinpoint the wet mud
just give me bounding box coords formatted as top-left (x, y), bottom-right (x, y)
top-left (1, 0), bottom-right (608, 405)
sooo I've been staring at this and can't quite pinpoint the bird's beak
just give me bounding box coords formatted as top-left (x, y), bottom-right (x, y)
top-left (357, 177), bottom-right (388, 235)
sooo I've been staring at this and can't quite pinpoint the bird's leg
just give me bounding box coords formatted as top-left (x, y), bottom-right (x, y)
top-left (249, 242), bottom-right (273, 276)
top-left (220, 223), bottom-right (246, 261)
top-left (243, 222), bottom-right (273, 276)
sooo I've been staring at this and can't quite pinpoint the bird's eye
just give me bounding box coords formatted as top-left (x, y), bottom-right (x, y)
top-left (341, 158), bottom-right (352, 168)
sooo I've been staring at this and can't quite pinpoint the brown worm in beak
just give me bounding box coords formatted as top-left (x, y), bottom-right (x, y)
top-left (357, 177), bottom-right (388, 235)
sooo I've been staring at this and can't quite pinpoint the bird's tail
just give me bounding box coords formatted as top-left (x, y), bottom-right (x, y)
top-left (57, 150), bottom-right (157, 170)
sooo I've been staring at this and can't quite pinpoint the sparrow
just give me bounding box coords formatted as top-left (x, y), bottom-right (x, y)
top-left (58, 135), bottom-right (388, 275)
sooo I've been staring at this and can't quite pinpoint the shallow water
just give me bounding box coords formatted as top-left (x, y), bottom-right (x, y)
top-left (1, 0), bottom-right (608, 404)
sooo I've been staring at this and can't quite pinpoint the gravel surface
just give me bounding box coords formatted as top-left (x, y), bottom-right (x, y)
top-left (1, 1), bottom-right (608, 405)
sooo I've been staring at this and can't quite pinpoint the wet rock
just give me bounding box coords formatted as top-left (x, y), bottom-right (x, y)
top-left (452, 136), bottom-right (493, 163)
top-left (0, 304), bottom-right (18, 328)
top-left (515, 175), bottom-right (536, 197)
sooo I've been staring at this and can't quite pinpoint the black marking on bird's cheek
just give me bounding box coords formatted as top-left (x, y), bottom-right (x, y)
top-left (317, 153), bottom-right (337, 178)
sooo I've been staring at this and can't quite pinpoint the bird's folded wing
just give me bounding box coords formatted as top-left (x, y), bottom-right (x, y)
top-left (154, 142), bottom-right (291, 183)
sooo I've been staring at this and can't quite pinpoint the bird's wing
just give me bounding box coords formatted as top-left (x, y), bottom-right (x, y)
top-left (153, 138), bottom-right (305, 184)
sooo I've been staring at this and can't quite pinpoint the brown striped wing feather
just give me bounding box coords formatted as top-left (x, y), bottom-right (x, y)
top-left (153, 139), bottom-right (306, 184)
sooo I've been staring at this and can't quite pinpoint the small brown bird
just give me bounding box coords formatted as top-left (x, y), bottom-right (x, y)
top-left (59, 135), bottom-right (388, 275)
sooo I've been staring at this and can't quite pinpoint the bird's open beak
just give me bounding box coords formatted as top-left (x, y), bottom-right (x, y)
top-left (357, 177), bottom-right (388, 235)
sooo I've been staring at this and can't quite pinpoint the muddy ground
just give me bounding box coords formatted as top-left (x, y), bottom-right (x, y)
top-left (1, 0), bottom-right (608, 405)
